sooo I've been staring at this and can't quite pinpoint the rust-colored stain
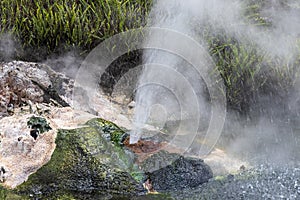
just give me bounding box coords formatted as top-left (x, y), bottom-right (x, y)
top-left (123, 137), bottom-right (165, 154)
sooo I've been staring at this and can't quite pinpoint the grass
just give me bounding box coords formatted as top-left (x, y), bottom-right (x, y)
top-left (208, 37), bottom-right (264, 112)
top-left (200, 0), bottom-right (300, 114)
top-left (0, 0), bottom-right (299, 115)
top-left (209, 36), bottom-right (299, 114)
top-left (0, 0), bottom-right (152, 58)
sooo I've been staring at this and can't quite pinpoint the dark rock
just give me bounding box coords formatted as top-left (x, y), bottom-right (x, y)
top-left (141, 150), bottom-right (180, 173)
top-left (31, 80), bottom-right (70, 107)
top-left (141, 150), bottom-right (213, 192)
top-left (29, 129), bottom-right (39, 140)
top-left (169, 165), bottom-right (300, 200)
top-left (0, 166), bottom-right (6, 182)
top-left (227, 174), bottom-right (235, 182)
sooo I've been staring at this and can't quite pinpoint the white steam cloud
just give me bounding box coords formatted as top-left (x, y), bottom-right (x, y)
top-left (0, 33), bottom-right (18, 61)
top-left (132, 0), bottom-right (300, 164)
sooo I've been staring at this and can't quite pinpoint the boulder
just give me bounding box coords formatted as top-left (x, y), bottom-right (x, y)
top-left (0, 105), bottom-right (145, 199)
top-left (0, 60), bottom-right (218, 199)
top-left (15, 123), bottom-right (144, 199)
top-left (141, 150), bottom-right (213, 192)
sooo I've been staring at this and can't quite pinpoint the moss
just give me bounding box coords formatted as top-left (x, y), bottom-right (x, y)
top-left (85, 118), bottom-right (129, 146)
top-left (27, 116), bottom-right (52, 134)
top-left (0, 186), bottom-right (26, 200)
top-left (85, 118), bottom-right (145, 182)
top-left (14, 118), bottom-right (145, 199)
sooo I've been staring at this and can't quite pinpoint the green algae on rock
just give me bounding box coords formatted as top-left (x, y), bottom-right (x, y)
top-left (85, 118), bottom-right (129, 146)
top-left (84, 118), bottom-right (145, 182)
top-left (13, 118), bottom-right (145, 199)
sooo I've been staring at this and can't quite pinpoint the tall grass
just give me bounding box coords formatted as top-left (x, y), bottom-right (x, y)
top-left (208, 35), bottom-right (299, 114)
top-left (0, 0), bottom-right (152, 56)
top-left (0, 0), bottom-right (299, 115)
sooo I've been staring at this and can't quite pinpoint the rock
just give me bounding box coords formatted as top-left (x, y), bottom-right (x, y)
top-left (203, 148), bottom-right (248, 176)
top-left (14, 124), bottom-right (144, 199)
top-left (85, 118), bottom-right (129, 146)
top-left (27, 116), bottom-right (52, 140)
top-left (128, 101), bottom-right (135, 109)
top-left (166, 165), bottom-right (300, 200)
top-left (0, 114), bottom-right (57, 188)
top-left (0, 61), bottom-right (73, 119)
top-left (0, 166), bottom-right (7, 183)
top-left (141, 150), bottom-right (213, 192)
top-left (0, 103), bottom-right (146, 198)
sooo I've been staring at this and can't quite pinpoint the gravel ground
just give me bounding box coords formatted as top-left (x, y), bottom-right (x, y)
top-left (168, 164), bottom-right (300, 200)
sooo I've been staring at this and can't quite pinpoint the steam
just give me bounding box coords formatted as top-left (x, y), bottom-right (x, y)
top-left (242, 0), bottom-right (300, 60)
top-left (130, 0), bottom-right (225, 154)
top-left (132, 0), bottom-right (300, 164)
top-left (130, 0), bottom-right (206, 143)
top-left (44, 51), bottom-right (83, 79)
top-left (0, 33), bottom-right (19, 62)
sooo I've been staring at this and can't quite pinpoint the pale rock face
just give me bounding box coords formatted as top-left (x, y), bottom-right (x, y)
top-left (0, 60), bottom-right (135, 189)
top-left (0, 105), bottom-right (102, 189)
top-left (0, 114), bottom-right (56, 188)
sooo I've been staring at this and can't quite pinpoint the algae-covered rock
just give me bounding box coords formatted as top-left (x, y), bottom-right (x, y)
top-left (84, 118), bottom-right (145, 182)
top-left (85, 118), bottom-right (129, 146)
top-left (13, 119), bottom-right (145, 199)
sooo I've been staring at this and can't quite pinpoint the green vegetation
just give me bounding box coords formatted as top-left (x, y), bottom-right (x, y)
top-left (0, 0), bottom-right (299, 114)
top-left (85, 118), bottom-right (128, 146)
top-left (85, 118), bottom-right (145, 182)
top-left (0, 0), bottom-right (152, 57)
top-left (27, 116), bottom-right (52, 133)
top-left (203, 1), bottom-right (300, 114)
top-left (206, 34), bottom-right (299, 113)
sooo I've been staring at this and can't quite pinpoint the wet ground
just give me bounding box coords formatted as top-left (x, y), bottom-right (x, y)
top-left (82, 163), bottom-right (300, 200)
top-left (170, 164), bottom-right (300, 200)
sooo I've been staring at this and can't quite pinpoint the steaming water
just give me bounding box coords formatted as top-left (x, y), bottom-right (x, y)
top-left (131, 0), bottom-right (300, 164)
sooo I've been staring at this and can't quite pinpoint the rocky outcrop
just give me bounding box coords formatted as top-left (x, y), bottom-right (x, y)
top-left (0, 107), bottom-right (145, 199)
top-left (0, 61), bottom-right (73, 118)
top-left (15, 119), bottom-right (144, 199)
top-left (0, 114), bottom-right (57, 188)
top-left (0, 60), bottom-right (230, 199)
